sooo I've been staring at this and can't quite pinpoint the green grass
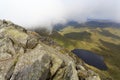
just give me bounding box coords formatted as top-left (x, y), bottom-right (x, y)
top-left (64, 31), bottom-right (91, 41)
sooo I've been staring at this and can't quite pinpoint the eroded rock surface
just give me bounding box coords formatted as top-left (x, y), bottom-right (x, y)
top-left (0, 20), bottom-right (101, 80)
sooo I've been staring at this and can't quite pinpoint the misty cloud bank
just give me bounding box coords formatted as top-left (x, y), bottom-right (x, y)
top-left (0, 0), bottom-right (120, 29)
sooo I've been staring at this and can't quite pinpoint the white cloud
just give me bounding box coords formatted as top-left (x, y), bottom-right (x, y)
top-left (0, 0), bottom-right (120, 29)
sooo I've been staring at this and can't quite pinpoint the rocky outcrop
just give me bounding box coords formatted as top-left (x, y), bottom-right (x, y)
top-left (0, 20), bottom-right (101, 80)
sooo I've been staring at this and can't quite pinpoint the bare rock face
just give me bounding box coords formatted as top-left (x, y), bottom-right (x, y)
top-left (0, 20), bottom-right (101, 80)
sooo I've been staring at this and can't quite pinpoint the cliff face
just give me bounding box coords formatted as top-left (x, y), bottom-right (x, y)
top-left (0, 20), bottom-right (100, 80)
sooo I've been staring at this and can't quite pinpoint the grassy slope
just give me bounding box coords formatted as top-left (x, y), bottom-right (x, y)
top-left (50, 26), bottom-right (120, 80)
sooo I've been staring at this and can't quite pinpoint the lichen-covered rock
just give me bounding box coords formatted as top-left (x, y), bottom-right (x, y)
top-left (0, 20), bottom-right (101, 80)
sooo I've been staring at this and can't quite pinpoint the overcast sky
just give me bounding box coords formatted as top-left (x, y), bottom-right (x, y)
top-left (0, 0), bottom-right (120, 28)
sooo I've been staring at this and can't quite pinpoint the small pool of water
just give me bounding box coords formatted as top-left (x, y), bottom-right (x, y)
top-left (72, 49), bottom-right (108, 70)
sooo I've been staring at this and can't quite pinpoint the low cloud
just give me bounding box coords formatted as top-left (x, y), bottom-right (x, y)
top-left (0, 0), bottom-right (120, 29)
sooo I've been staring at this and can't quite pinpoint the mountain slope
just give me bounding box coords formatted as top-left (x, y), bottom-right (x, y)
top-left (50, 26), bottom-right (120, 80)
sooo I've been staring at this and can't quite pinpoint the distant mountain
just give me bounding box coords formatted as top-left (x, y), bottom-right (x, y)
top-left (53, 19), bottom-right (120, 31)
top-left (84, 20), bottom-right (120, 28)
top-left (53, 20), bottom-right (82, 31)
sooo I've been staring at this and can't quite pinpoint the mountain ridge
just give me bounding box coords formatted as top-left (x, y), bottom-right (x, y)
top-left (0, 20), bottom-right (103, 80)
